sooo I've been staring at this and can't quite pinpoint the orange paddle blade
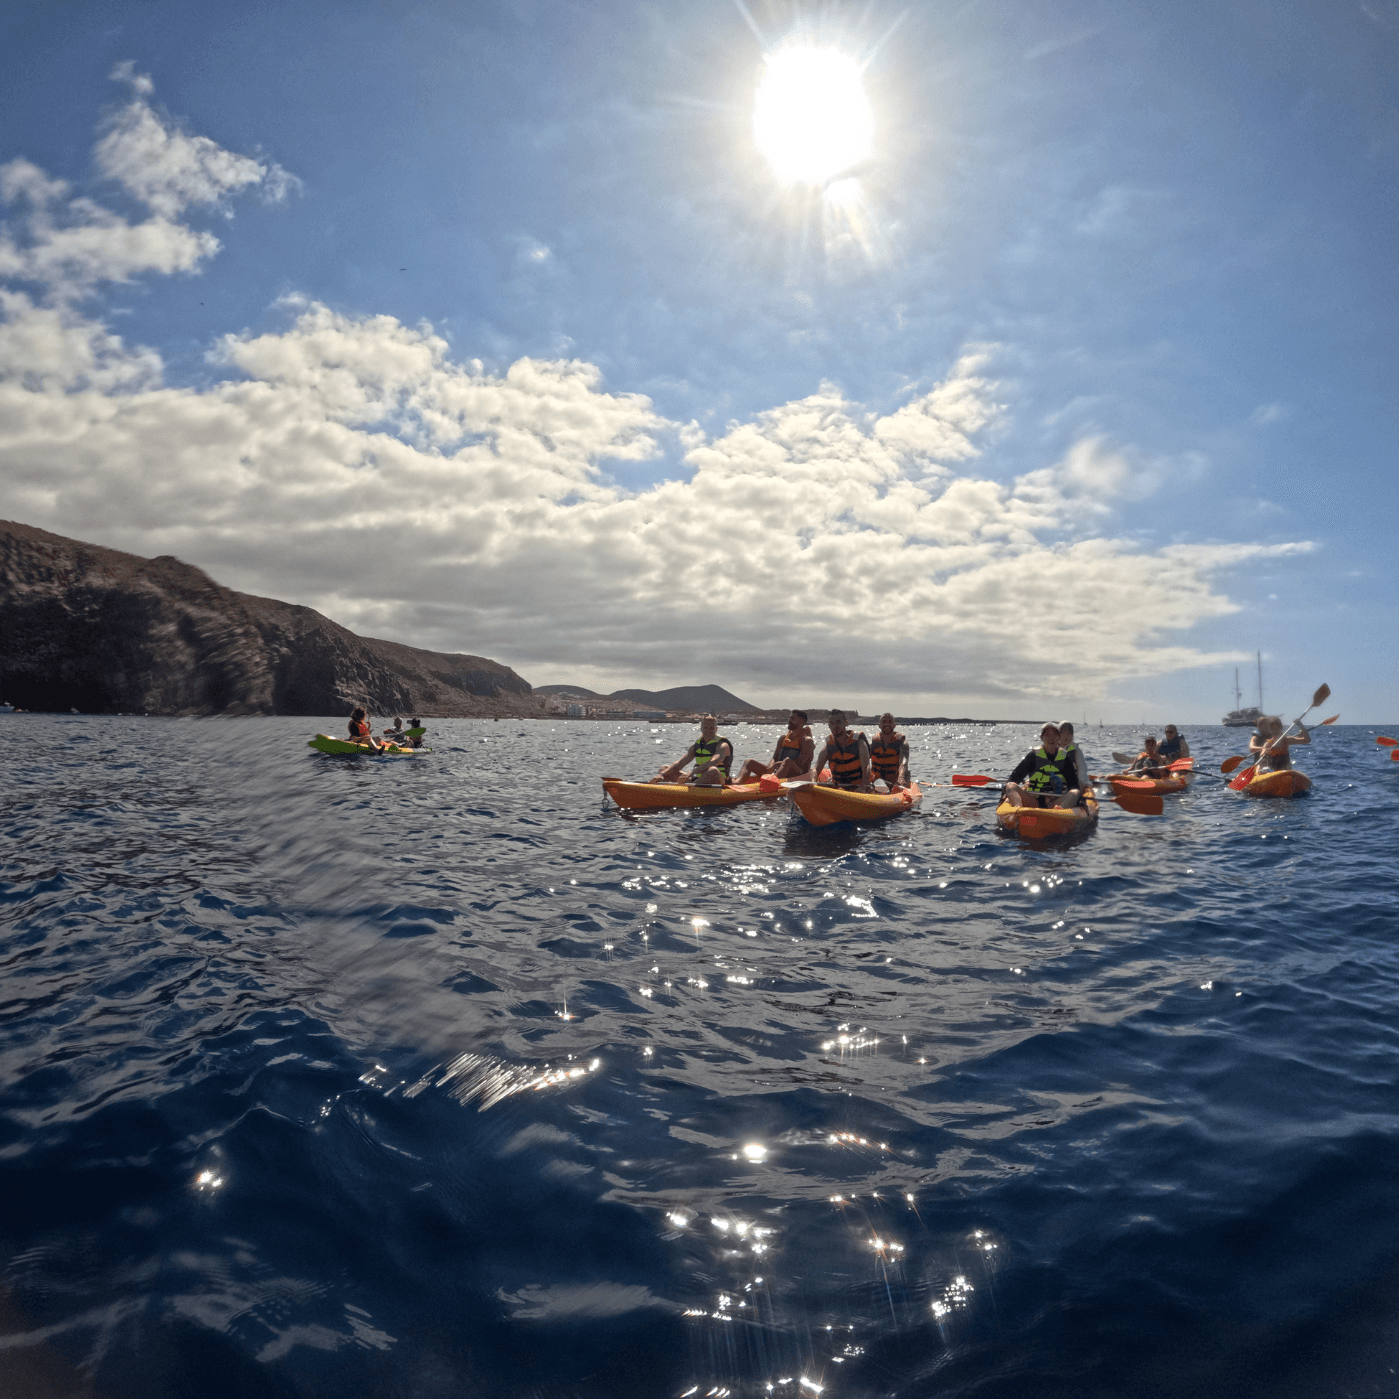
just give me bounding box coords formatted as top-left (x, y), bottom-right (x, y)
top-left (1220, 755), bottom-right (1247, 774)
top-left (1109, 778), bottom-right (1158, 790)
top-left (1391, 750), bottom-right (1399, 762)
top-left (952, 774), bottom-right (995, 786)
top-left (1376, 735), bottom-right (1399, 746)
top-left (1168, 759), bottom-right (1194, 771)
top-left (1111, 791), bottom-right (1164, 816)
top-left (1319, 714), bottom-right (1339, 725)
top-left (1229, 764), bottom-right (1257, 790)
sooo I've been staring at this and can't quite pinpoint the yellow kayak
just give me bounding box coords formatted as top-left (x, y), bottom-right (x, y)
top-left (996, 793), bottom-right (1100, 837)
top-left (790, 782), bottom-right (922, 826)
top-left (602, 777), bottom-right (783, 811)
top-left (1237, 768), bottom-right (1312, 797)
top-left (309, 734), bottom-right (427, 756)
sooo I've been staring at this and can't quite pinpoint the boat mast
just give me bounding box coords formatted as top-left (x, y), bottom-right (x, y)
top-left (1256, 650), bottom-right (1264, 711)
top-left (1233, 668), bottom-right (1242, 709)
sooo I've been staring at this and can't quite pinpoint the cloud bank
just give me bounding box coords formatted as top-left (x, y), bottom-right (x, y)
top-left (0, 70), bottom-right (1311, 706)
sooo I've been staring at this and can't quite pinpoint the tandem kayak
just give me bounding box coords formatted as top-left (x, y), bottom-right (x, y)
top-left (1106, 762), bottom-right (1192, 795)
top-left (790, 781), bottom-right (922, 826)
top-left (996, 793), bottom-right (1100, 837)
top-left (309, 735), bottom-right (428, 756)
top-left (601, 777), bottom-right (787, 811)
top-left (1235, 768), bottom-right (1312, 798)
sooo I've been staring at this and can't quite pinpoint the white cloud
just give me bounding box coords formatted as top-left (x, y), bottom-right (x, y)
top-left (0, 84), bottom-right (1316, 707)
top-left (0, 69), bottom-right (295, 303)
top-left (96, 64), bottom-right (299, 217)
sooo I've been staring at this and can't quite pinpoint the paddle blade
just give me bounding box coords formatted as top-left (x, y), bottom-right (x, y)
top-left (1229, 764), bottom-right (1257, 791)
top-left (1168, 759), bottom-right (1194, 771)
top-left (1220, 755), bottom-right (1247, 774)
top-left (952, 774), bottom-right (994, 786)
top-left (1111, 751), bottom-right (1137, 765)
top-left (1392, 750), bottom-right (1399, 762)
top-left (1311, 682), bottom-right (1331, 708)
top-left (1377, 735), bottom-right (1399, 746)
top-left (1110, 778), bottom-right (1158, 790)
top-left (1318, 714), bottom-right (1339, 725)
top-left (1112, 792), bottom-right (1164, 816)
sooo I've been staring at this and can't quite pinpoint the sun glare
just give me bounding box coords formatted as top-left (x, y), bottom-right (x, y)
top-left (753, 44), bottom-right (874, 187)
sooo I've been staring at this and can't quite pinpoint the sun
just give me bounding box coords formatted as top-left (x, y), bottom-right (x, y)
top-left (753, 44), bottom-right (874, 187)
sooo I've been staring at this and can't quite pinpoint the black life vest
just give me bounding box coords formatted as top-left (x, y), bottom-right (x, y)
top-left (1026, 747), bottom-right (1077, 793)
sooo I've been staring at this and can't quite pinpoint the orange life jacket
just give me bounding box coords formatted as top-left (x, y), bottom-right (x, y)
top-left (870, 732), bottom-right (904, 781)
top-left (827, 731), bottom-right (868, 787)
top-left (349, 719), bottom-right (370, 739)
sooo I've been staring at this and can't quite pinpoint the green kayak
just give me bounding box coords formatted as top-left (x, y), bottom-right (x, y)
top-left (308, 734), bottom-right (430, 756)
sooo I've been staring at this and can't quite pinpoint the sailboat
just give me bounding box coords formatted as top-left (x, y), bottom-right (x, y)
top-left (1222, 652), bottom-right (1265, 727)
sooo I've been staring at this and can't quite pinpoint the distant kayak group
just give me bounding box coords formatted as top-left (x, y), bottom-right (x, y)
top-left (307, 687), bottom-right (1339, 836)
top-left (602, 686), bottom-right (1338, 835)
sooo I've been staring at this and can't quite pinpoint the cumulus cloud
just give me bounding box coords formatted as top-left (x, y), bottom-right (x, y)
top-left (0, 80), bottom-right (1315, 707)
top-left (0, 67), bottom-right (295, 302)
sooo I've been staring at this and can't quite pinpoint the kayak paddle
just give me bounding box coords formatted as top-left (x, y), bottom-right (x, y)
top-left (1220, 685), bottom-right (1332, 775)
top-left (1376, 736), bottom-right (1398, 747)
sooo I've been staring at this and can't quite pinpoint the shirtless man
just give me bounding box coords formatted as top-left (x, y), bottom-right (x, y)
top-left (1249, 715), bottom-right (1310, 771)
top-left (655, 715), bottom-right (733, 787)
top-left (810, 711), bottom-right (872, 792)
top-left (1129, 736), bottom-right (1170, 779)
top-left (868, 713), bottom-right (911, 790)
top-left (734, 711), bottom-right (814, 784)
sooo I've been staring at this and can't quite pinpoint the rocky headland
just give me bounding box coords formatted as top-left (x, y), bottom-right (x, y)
top-left (0, 521), bottom-right (537, 717)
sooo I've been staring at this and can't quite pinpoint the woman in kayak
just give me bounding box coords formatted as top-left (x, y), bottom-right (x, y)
top-left (1056, 720), bottom-right (1091, 791)
top-left (734, 711), bottom-right (813, 784)
top-left (655, 715), bottom-right (733, 786)
top-left (1003, 724), bottom-right (1084, 809)
top-left (347, 707), bottom-right (384, 753)
top-left (1250, 715), bottom-right (1309, 770)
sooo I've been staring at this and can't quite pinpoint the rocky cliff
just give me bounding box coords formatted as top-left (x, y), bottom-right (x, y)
top-left (0, 521), bottom-right (538, 717)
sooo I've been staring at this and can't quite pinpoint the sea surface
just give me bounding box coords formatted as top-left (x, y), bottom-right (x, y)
top-left (2, 714), bottom-right (1398, 1398)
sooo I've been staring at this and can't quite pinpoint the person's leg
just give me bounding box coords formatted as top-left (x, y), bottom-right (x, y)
top-left (1004, 782), bottom-right (1025, 808)
top-left (692, 762), bottom-right (725, 786)
top-left (736, 759), bottom-right (772, 784)
top-left (1055, 788), bottom-right (1081, 808)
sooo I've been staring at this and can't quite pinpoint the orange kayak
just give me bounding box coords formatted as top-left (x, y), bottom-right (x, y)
top-left (601, 777), bottom-right (783, 811)
top-left (1106, 762), bottom-right (1191, 795)
top-left (996, 793), bottom-right (1100, 837)
top-left (1236, 768), bottom-right (1312, 798)
top-left (790, 782), bottom-right (922, 826)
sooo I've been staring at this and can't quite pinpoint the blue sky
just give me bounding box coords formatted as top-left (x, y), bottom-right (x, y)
top-left (2, 0), bottom-right (1395, 721)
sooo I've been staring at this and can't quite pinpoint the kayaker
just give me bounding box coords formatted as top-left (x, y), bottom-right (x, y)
top-left (1129, 736), bottom-right (1169, 778)
top-left (869, 713), bottom-right (910, 790)
top-left (347, 706), bottom-right (384, 753)
top-left (655, 714), bottom-right (733, 786)
top-left (1003, 723), bottom-right (1084, 809)
top-left (1158, 725), bottom-right (1190, 761)
top-left (382, 716), bottom-right (406, 741)
top-left (1056, 720), bottom-right (1091, 792)
top-left (405, 717), bottom-right (425, 749)
top-left (811, 711), bottom-right (872, 791)
top-left (734, 710), bottom-right (814, 784)
top-left (1250, 715), bottom-right (1309, 771)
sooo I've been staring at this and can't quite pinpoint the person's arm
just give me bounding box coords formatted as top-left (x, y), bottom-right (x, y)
top-left (1248, 734), bottom-right (1265, 756)
top-left (1007, 753), bottom-right (1035, 785)
top-left (896, 736), bottom-right (911, 788)
top-left (798, 734), bottom-right (815, 771)
top-left (1287, 726), bottom-right (1311, 748)
top-left (810, 741), bottom-right (831, 781)
top-left (858, 735), bottom-right (873, 791)
top-left (660, 742), bottom-right (698, 779)
top-left (1178, 737), bottom-right (1191, 758)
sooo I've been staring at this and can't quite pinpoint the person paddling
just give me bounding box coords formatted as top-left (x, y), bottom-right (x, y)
top-left (1003, 723), bottom-right (1084, 810)
top-left (869, 712), bottom-right (911, 791)
top-left (734, 710), bottom-right (814, 784)
top-left (1250, 715), bottom-right (1310, 771)
top-left (347, 706), bottom-right (384, 753)
top-left (1128, 736), bottom-right (1169, 778)
top-left (811, 710), bottom-right (872, 792)
top-left (655, 715), bottom-right (733, 787)
top-left (1158, 724), bottom-right (1190, 761)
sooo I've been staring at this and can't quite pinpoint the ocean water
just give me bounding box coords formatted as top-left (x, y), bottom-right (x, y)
top-left (2, 714), bottom-right (1398, 1399)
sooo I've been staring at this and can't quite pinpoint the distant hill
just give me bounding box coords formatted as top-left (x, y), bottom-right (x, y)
top-left (0, 520), bottom-right (535, 717)
top-left (535, 683), bottom-right (607, 699)
top-left (610, 684), bottom-right (762, 713)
